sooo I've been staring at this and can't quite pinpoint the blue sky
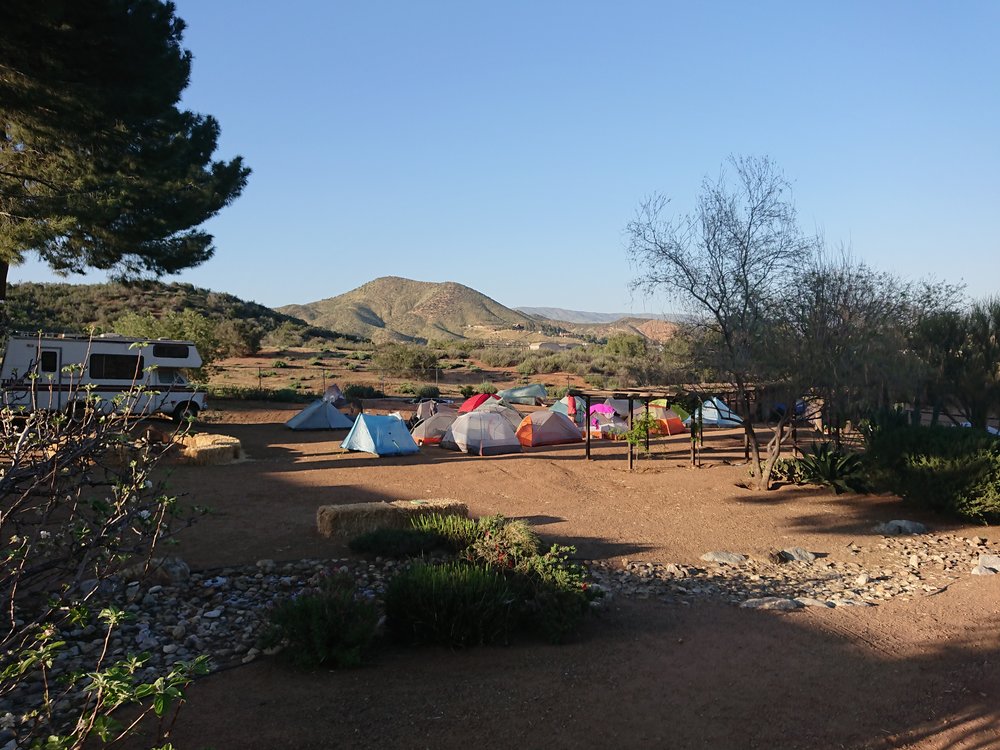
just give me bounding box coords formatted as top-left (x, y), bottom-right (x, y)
top-left (12, 1), bottom-right (1000, 314)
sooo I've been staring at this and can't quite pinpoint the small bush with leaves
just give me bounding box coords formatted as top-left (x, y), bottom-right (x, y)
top-left (514, 544), bottom-right (593, 644)
top-left (385, 562), bottom-right (517, 647)
top-left (465, 515), bottom-right (540, 568)
top-left (348, 528), bottom-right (448, 558)
top-left (259, 573), bottom-right (380, 668)
top-left (477, 381), bottom-right (498, 394)
top-left (416, 384), bottom-right (440, 399)
top-left (459, 385), bottom-right (476, 398)
top-left (769, 457), bottom-right (804, 485)
top-left (797, 442), bottom-right (866, 494)
top-left (343, 383), bottom-right (385, 400)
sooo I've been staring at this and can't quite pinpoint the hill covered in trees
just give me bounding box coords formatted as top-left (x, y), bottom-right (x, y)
top-left (6, 281), bottom-right (360, 353)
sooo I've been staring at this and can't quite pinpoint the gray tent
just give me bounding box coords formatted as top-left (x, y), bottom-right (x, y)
top-left (286, 400), bottom-right (354, 430)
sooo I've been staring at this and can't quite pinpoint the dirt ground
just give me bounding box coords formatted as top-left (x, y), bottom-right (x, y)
top-left (143, 401), bottom-right (1000, 750)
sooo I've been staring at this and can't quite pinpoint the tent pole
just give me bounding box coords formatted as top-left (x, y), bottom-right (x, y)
top-left (584, 393), bottom-right (592, 460)
top-left (644, 398), bottom-right (650, 453)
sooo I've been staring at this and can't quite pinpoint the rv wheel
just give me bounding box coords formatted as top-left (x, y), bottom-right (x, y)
top-left (173, 402), bottom-right (200, 423)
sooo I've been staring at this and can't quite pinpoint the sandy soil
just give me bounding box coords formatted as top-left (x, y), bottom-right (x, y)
top-left (139, 401), bottom-right (1000, 750)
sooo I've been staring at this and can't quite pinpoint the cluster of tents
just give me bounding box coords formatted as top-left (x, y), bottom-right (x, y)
top-left (283, 384), bottom-right (743, 458)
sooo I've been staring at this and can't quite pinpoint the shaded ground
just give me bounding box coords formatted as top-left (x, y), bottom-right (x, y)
top-left (140, 402), bottom-right (1000, 749)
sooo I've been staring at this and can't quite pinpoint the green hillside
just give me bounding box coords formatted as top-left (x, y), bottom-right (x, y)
top-left (6, 281), bottom-right (358, 349)
top-left (278, 276), bottom-right (539, 343)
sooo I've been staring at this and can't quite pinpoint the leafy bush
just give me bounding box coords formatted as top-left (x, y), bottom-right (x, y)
top-left (348, 528), bottom-right (448, 557)
top-left (206, 385), bottom-right (314, 402)
top-left (343, 384), bottom-right (385, 401)
top-left (372, 344), bottom-right (439, 377)
top-left (385, 562), bottom-right (517, 647)
top-left (459, 385), bottom-right (476, 398)
top-left (513, 544), bottom-right (593, 644)
top-left (477, 381), bottom-right (498, 394)
top-left (796, 442), bottom-right (867, 494)
top-left (464, 515), bottom-right (541, 568)
top-left (0, 396), bottom-right (205, 747)
top-left (516, 360), bottom-right (537, 376)
top-left (259, 573), bottom-right (379, 668)
top-left (769, 457), bottom-right (804, 484)
top-left (398, 382), bottom-right (416, 394)
top-left (273, 359), bottom-right (289, 368)
top-left (864, 424), bottom-right (1000, 522)
top-left (416, 384), bottom-right (440, 399)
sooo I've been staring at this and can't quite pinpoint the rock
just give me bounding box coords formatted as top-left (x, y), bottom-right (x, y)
top-left (855, 574), bottom-right (870, 586)
top-left (780, 547), bottom-right (817, 563)
top-left (794, 597), bottom-right (834, 608)
top-left (162, 644), bottom-right (178, 655)
top-left (202, 609), bottom-right (223, 619)
top-left (977, 554), bottom-right (1000, 572)
top-left (699, 551), bottom-right (747, 565)
top-left (740, 597), bottom-right (803, 611)
top-left (971, 565), bottom-right (998, 576)
top-left (874, 520), bottom-right (929, 536)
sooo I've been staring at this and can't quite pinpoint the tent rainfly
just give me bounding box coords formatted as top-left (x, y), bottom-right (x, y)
top-left (683, 397), bottom-right (743, 427)
top-left (410, 412), bottom-right (457, 446)
top-left (458, 393), bottom-right (503, 413)
top-left (285, 400), bottom-right (354, 430)
top-left (441, 411), bottom-right (522, 456)
top-left (497, 383), bottom-right (547, 405)
top-left (341, 414), bottom-right (420, 456)
top-left (550, 395), bottom-right (588, 426)
top-left (515, 410), bottom-right (583, 447)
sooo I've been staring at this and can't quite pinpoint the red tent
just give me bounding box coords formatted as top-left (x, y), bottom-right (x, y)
top-left (458, 393), bottom-right (502, 413)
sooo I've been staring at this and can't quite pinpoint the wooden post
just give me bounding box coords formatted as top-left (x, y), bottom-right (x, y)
top-left (644, 397), bottom-right (650, 453)
top-left (627, 396), bottom-right (634, 471)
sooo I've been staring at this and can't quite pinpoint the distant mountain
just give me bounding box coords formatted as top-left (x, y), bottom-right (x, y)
top-left (517, 307), bottom-right (676, 325)
top-left (6, 281), bottom-right (355, 348)
top-left (278, 276), bottom-right (538, 343)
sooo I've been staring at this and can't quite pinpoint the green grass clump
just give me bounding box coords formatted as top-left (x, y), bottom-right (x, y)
top-left (385, 562), bottom-right (517, 647)
top-left (258, 573), bottom-right (379, 668)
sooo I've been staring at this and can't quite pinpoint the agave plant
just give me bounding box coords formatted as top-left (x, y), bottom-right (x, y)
top-left (797, 442), bottom-right (867, 494)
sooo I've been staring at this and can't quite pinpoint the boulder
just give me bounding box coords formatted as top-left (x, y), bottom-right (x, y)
top-left (699, 551), bottom-right (747, 566)
top-left (873, 520), bottom-right (928, 536)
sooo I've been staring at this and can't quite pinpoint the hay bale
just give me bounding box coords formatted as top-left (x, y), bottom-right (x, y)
top-left (316, 498), bottom-right (468, 539)
top-left (173, 433), bottom-right (243, 466)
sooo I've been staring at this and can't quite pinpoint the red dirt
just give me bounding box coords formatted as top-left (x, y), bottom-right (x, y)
top-left (140, 402), bottom-right (1000, 750)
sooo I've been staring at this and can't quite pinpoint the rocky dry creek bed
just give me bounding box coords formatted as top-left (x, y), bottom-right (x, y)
top-left (3, 523), bottom-right (1000, 747)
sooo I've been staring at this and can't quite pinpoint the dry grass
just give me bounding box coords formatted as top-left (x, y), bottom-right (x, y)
top-left (316, 499), bottom-right (468, 539)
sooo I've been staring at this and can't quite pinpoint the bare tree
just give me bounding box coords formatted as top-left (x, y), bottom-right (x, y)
top-left (626, 155), bottom-right (816, 487)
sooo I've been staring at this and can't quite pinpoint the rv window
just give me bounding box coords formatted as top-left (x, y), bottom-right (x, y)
top-left (152, 343), bottom-right (190, 359)
top-left (156, 369), bottom-right (186, 385)
top-left (40, 351), bottom-right (58, 373)
top-left (90, 354), bottom-right (144, 380)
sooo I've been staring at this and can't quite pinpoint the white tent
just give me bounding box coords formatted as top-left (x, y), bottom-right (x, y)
top-left (441, 411), bottom-right (522, 456)
top-left (472, 400), bottom-right (523, 429)
top-left (285, 400), bottom-right (354, 430)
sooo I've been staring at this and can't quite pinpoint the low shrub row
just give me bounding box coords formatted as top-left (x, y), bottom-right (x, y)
top-left (263, 514), bottom-right (596, 668)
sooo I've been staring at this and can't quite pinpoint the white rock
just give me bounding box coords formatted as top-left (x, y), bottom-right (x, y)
top-left (700, 551), bottom-right (747, 565)
top-left (977, 554), bottom-right (1000, 572)
top-left (971, 565), bottom-right (998, 576)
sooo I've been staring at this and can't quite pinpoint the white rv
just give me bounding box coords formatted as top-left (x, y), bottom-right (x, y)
top-left (0, 334), bottom-right (207, 421)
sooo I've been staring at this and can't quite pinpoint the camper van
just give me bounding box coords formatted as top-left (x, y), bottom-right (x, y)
top-left (0, 334), bottom-right (207, 421)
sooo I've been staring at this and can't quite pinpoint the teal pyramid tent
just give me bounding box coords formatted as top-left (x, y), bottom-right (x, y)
top-left (683, 397), bottom-right (742, 427)
top-left (341, 414), bottom-right (420, 456)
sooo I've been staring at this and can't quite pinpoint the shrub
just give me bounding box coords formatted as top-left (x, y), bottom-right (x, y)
top-left (769, 457), bottom-right (804, 484)
top-left (459, 385), bottom-right (476, 398)
top-left (416, 384), bottom-right (440, 399)
top-left (514, 544), bottom-right (592, 644)
top-left (348, 528), bottom-right (448, 557)
top-left (516, 360), bottom-right (537, 376)
top-left (796, 442), bottom-right (866, 494)
top-left (464, 515), bottom-right (541, 568)
top-left (343, 384), bottom-right (385, 400)
top-left (864, 424), bottom-right (1000, 522)
top-left (273, 359), bottom-right (289, 368)
top-left (398, 382), bottom-right (416, 395)
top-left (385, 562), bottom-right (517, 647)
top-left (259, 573), bottom-right (379, 668)
top-left (0, 398), bottom-right (205, 747)
top-left (477, 381), bottom-right (498, 394)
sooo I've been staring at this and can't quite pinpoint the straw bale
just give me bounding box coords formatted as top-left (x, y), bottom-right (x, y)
top-left (173, 433), bottom-right (243, 466)
top-left (316, 498), bottom-right (467, 539)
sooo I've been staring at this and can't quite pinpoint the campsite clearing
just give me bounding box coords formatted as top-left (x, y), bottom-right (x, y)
top-left (143, 400), bottom-right (1000, 750)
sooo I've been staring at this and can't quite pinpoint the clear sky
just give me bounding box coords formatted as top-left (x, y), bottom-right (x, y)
top-left (11, 1), bottom-right (1000, 315)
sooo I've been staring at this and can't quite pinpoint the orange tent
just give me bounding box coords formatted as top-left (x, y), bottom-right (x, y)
top-left (515, 411), bottom-right (583, 447)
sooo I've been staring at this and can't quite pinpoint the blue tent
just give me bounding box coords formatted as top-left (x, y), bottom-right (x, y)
top-left (341, 414), bottom-right (419, 456)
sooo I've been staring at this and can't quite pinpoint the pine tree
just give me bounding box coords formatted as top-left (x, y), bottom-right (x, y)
top-left (0, 0), bottom-right (250, 306)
